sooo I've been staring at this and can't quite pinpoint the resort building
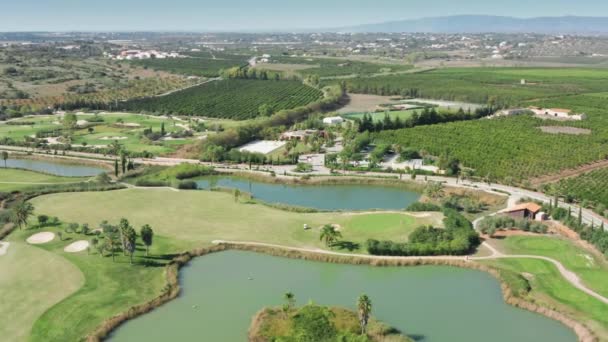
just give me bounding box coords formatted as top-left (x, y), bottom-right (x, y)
top-left (323, 116), bottom-right (344, 125)
top-left (280, 129), bottom-right (323, 141)
top-left (528, 107), bottom-right (586, 121)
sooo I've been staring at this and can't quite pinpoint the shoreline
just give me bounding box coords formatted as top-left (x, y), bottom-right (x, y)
top-left (84, 244), bottom-right (596, 342)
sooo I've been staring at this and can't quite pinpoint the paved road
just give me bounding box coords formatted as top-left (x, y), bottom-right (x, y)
top-left (1, 145), bottom-right (604, 228)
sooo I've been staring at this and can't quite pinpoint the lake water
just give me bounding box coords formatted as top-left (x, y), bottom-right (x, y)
top-left (3, 158), bottom-right (105, 177)
top-left (110, 251), bottom-right (575, 342)
top-left (195, 176), bottom-right (421, 211)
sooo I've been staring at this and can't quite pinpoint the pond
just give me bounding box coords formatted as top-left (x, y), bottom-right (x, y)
top-left (195, 176), bottom-right (420, 211)
top-left (111, 251), bottom-right (575, 342)
top-left (3, 158), bottom-right (105, 177)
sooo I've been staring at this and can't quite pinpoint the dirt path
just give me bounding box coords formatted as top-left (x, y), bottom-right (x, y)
top-left (212, 239), bottom-right (608, 305)
top-left (529, 159), bottom-right (608, 186)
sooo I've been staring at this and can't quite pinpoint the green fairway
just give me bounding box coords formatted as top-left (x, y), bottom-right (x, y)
top-left (14, 188), bottom-right (439, 341)
top-left (1, 113), bottom-right (202, 155)
top-left (341, 212), bottom-right (421, 242)
top-left (0, 241), bottom-right (84, 342)
top-left (498, 235), bottom-right (608, 298)
top-left (0, 168), bottom-right (90, 192)
top-left (30, 188), bottom-right (440, 250)
top-left (481, 258), bottom-right (608, 339)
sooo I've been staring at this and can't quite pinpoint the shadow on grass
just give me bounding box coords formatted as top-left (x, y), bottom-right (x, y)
top-left (332, 241), bottom-right (360, 251)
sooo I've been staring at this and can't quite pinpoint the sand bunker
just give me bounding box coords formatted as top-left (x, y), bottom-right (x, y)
top-left (64, 240), bottom-right (90, 253)
top-left (26, 232), bottom-right (55, 244)
top-left (99, 136), bottom-right (128, 140)
top-left (0, 242), bottom-right (10, 256)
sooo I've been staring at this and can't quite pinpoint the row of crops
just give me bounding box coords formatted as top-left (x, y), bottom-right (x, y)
top-left (374, 90), bottom-right (608, 183)
top-left (339, 67), bottom-right (608, 106)
top-left (118, 79), bottom-right (324, 120)
top-left (131, 55), bottom-right (247, 77)
top-left (271, 56), bottom-right (412, 77)
top-left (557, 168), bottom-right (608, 208)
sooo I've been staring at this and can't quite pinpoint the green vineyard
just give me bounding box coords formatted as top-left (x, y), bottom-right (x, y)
top-left (270, 56), bottom-right (412, 77)
top-left (119, 79), bottom-right (324, 119)
top-left (375, 93), bottom-right (608, 182)
top-left (557, 168), bottom-right (608, 208)
top-left (340, 68), bottom-right (608, 106)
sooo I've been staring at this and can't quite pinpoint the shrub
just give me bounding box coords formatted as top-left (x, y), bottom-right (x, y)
top-left (406, 202), bottom-right (441, 212)
top-left (177, 181), bottom-right (197, 190)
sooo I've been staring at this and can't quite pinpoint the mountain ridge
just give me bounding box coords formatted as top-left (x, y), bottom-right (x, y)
top-left (331, 15), bottom-right (608, 34)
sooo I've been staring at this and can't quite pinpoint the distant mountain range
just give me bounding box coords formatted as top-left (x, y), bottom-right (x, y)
top-left (332, 15), bottom-right (608, 34)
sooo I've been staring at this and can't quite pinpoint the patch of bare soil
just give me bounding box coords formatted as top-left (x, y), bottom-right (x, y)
top-left (337, 94), bottom-right (398, 114)
top-left (539, 126), bottom-right (591, 135)
top-left (530, 159), bottom-right (608, 186)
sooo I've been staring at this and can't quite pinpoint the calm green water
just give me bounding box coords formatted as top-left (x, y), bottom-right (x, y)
top-left (3, 158), bottom-right (104, 177)
top-left (196, 176), bottom-right (421, 210)
top-left (111, 251), bottom-right (575, 342)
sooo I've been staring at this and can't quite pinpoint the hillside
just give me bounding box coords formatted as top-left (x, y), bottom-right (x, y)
top-left (335, 15), bottom-right (608, 34)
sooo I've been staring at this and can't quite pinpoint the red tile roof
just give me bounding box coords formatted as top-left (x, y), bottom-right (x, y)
top-left (503, 202), bottom-right (542, 214)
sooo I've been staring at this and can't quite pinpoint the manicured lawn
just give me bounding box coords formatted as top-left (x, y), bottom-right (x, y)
top-left (15, 188), bottom-right (439, 341)
top-left (30, 188), bottom-right (440, 251)
top-left (481, 258), bottom-right (608, 339)
top-left (341, 212), bottom-right (422, 242)
top-left (0, 240), bottom-right (84, 342)
top-left (0, 168), bottom-right (90, 192)
top-left (1, 113), bottom-right (202, 155)
top-left (498, 236), bottom-right (608, 298)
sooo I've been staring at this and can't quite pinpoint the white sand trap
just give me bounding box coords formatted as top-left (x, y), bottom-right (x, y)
top-left (26, 232), bottom-right (55, 244)
top-left (99, 136), bottom-right (128, 140)
top-left (64, 240), bottom-right (90, 253)
top-left (0, 241), bottom-right (10, 256)
top-left (76, 120), bottom-right (89, 126)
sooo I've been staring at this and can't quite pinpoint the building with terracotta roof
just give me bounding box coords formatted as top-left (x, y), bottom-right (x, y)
top-left (502, 202), bottom-right (543, 220)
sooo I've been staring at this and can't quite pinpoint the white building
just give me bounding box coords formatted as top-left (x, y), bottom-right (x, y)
top-left (323, 116), bottom-right (344, 125)
top-left (529, 107), bottom-right (586, 121)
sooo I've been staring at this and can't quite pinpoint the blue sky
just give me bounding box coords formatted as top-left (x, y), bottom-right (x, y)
top-left (1, 0), bottom-right (608, 31)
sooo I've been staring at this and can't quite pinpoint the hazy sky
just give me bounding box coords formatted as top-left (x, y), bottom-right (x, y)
top-left (2, 0), bottom-right (608, 31)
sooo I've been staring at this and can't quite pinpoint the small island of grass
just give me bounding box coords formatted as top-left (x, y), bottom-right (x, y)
top-left (249, 293), bottom-right (411, 342)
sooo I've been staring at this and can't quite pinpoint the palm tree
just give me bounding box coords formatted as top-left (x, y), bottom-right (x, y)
top-left (284, 292), bottom-right (295, 310)
top-left (423, 181), bottom-right (444, 200)
top-left (357, 294), bottom-right (372, 335)
top-left (319, 225), bottom-right (342, 247)
top-left (11, 201), bottom-right (34, 230)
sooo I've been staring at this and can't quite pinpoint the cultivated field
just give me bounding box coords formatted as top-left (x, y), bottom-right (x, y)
top-left (118, 79), bottom-right (324, 119)
top-left (131, 55), bottom-right (247, 77)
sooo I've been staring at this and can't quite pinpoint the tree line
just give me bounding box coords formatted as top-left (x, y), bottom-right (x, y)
top-left (355, 106), bottom-right (496, 133)
top-left (366, 208), bottom-right (479, 256)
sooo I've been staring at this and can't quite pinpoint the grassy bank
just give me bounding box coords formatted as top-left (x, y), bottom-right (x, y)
top-left (0, 168), bottom-right (90, 192)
